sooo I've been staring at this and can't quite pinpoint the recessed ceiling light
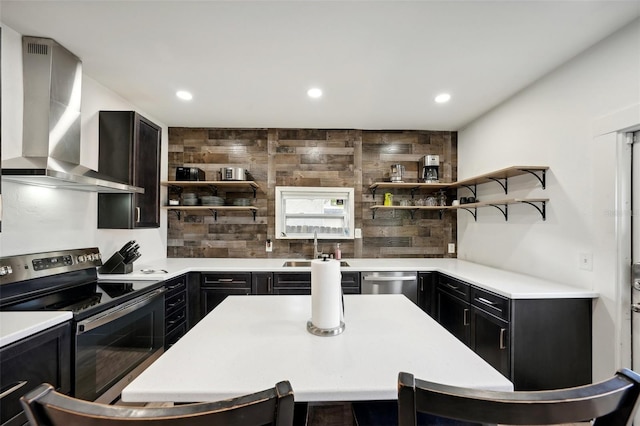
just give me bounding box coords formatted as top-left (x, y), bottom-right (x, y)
top-left (307, 87), bottom-right (323, 99)
top-left (435, 93), bottom-right (451, 103)
top-left (176, 90), bottom-right (193, 101)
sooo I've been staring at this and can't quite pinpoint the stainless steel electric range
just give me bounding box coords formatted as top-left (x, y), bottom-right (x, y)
top-left (0, 248), bottom-right (166, 405)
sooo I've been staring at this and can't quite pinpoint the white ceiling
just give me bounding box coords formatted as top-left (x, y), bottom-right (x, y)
top-left (1, 1), bottom-right (639, 131)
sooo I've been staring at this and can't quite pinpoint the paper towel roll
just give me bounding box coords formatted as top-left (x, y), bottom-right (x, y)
top-left (311, 258), bottom-right (343, 330)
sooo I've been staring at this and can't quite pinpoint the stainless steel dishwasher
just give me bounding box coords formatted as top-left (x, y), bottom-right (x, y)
top-left (360, 271), bottom-right (418, 304)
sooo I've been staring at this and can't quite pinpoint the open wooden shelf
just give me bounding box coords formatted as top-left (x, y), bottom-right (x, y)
top-left (163, 205), bottom-right (258, 221)
top-left (161, 180), bottom-right (262, 198)
top-left (369, 166), bottom-right (549, 221)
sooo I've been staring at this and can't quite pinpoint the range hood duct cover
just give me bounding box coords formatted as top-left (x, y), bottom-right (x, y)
top-left (1, 36), bottom-right (143, 194)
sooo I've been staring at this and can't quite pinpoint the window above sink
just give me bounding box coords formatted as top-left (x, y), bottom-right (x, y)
top-left (275, 186), bottom-right (355, 240)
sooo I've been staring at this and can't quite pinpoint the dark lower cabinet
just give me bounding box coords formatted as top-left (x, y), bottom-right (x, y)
top-left (164, 274), bottom-right (188, 350)
top-left (436, 275), bottom-right (471, 345)
top-left (252, 272), bottom-right (273, 294)
top-left (272, 272), bottom-right (360, 295)
top-left (470, 306), bottom-right (510, 378)
top-left (200, 273), bottom-right (252, 319)
top-left (197, 271), bottom-right (360, 322)
top-left (418, 272), bottom-right (436, 318)
top-left (434, 272), bottom-right (591, 391)
top-left (437, 289), bottom-right (470, 346)
top-left (510, 298), bottom-right (591, 391)
top-left (0, 322), bottom-right (71, 426)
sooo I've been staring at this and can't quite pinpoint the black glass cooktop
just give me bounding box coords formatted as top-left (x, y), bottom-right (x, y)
top-left (2, 279), bottom-right (163, 320)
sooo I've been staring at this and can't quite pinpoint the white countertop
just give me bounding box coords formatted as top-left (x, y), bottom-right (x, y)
top-left (122, 295), bottom-right (513, 403)
top-left (100, 257), bottom-right (598, 299)
top-left (0, 311), bottom-right (72, 348)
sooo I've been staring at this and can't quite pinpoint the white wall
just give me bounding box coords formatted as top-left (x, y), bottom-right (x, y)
top-left (457, 19), bottom-right (640, 380)
top-left (1, 23), bottom-right (168, 262)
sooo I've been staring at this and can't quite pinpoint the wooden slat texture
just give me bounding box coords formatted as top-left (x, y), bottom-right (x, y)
top-left (167, 127), bottom-right (457, 259)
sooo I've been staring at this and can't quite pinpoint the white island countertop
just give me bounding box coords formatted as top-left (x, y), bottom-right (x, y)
top-left (0, 311), bottom-right (72, 348)
top-left (101, 258), bottom-right (598, 300)
top-left (122, 295), bottom-right (513, 403)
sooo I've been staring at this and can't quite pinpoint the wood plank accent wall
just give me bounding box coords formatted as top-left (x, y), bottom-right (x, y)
top-left (167, 128), bottom-right (457, 259)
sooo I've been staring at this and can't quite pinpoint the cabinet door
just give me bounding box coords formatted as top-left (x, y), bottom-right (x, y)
top-left (418, 272), bottom-right (437, 318)
top-left (471, 307), bottom-right (510, 378)
top-left (0, 322), bottom-right (71, 426)
top-left (252, 272), bottom-right (273, 294)
top-left (201, 288), bottom-right (250, 316)
top-left (437, 289), bottom-right (470, 346)
top-left (133, 116), bottom-right (161, 227)
top-left (97, 111), bottom-right (161, 229)
top-left (272, 272), bottom-right (360, 295)
top-left (200, 273), bottom-right (252, 318)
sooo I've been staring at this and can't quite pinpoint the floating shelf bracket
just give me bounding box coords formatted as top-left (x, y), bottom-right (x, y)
top-left (521, 200), bottom-right (547, 221)
top-left (487, 177), bottom-right (508, 194)
top-left (170, 210), bottom-right (182, 220)
top-left (520, 168), bottom-right (547, 189)
top-left (370, 186), bottom-right (378, 199)
top-left (208, 209), bottom-right (257, 221)
top-left (459, 207), bottom-right (478, 221)
top-left (489, 203), bottom-right (509, 221)
top-left (460, 184), bottom-right (477, 198)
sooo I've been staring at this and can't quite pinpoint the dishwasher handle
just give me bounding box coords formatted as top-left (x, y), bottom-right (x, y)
top-left (362, 275), bottom-right (417, 282)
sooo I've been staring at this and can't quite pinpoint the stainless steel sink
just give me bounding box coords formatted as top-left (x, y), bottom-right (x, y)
top-left (282, 260), bottom-right (350, 267)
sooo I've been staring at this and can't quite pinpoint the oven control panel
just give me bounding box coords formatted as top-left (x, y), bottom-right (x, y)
top-left (0, 248), bottom-right (103, 285)
top-left (32, 255), bottom-right (74, 271)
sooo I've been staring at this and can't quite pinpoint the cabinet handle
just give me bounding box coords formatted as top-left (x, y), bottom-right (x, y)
top-left (167, 313), bottom-right (185, 326)
top-left (268, 275), bottom-right (273, 293)
top-left (167, 296), bottom-right (185, 309)
top-left (0, 381), bottom-right (27, 400)
top-left (135, 207), bottom-right (141, 223)
top-left (499, 328), bottom-right (507, 349)
top-left (446, 283), bottom-right (459, 291)
top-left (476, 297), bottom-right (496, 306)
top-left (218, 278), bottom-right (234, 282)
top-left (463, 308), bottom-right (469, 326)
top-left (420, 276), bottom-right (424, 292)
top-left (166, 283), bottom-right (184, 290)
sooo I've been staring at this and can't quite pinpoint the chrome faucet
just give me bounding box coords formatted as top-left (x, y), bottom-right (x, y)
top-left (313, 231), bottom-right (323, 259)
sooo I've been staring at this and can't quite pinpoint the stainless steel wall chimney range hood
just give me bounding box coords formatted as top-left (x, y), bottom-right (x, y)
top-left (1, 36), bottom-right (143, 193)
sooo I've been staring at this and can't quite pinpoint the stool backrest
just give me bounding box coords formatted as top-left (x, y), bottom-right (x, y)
top-left (21, 381), bottom-right (294, 426)
top-left (398, 369), bottom-right (640, 426)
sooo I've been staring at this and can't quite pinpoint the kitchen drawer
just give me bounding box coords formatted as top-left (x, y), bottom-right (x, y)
top-left (437, 274), bottom-right (470, 301)
top-left (201, 273), bottom-right (251, 288)
top-left (166, 308), bottom-right (187, 334)
top-left (273, 272), bottom-right (311, 287)
top-left (165, 321), bottom-right (187, 349)
top-left (340, 272), bottom-right (360, 289)
top-left (165, 277), bottom-right (187, 298)
top-left (165, 291), bottom-right (186, 315)
top-left (471, 287), bottom-right (510, 321)
top-left (273, 272), bottom-right (360, 289)
top-left (1, 322), bottom-right (71, 426)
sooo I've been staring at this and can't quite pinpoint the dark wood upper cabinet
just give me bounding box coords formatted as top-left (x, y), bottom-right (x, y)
top-left (98, 111), bottom-right (161, 229)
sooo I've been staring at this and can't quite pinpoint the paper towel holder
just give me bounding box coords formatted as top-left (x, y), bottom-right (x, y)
top-left (307, 320), bottom-right (345, 337)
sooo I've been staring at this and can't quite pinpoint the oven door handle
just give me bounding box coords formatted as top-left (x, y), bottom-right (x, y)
top-left (76, 288), bottom-right (166, 334)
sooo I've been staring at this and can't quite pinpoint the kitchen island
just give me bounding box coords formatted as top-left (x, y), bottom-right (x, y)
top-left (121, 294), bottom-right (513, 404)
